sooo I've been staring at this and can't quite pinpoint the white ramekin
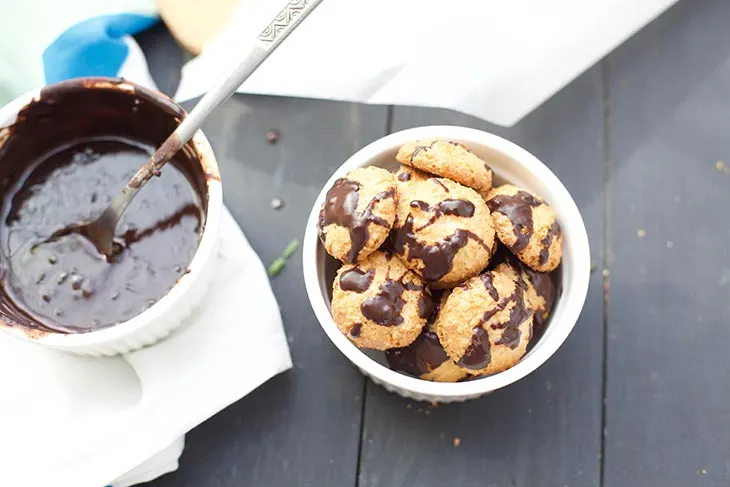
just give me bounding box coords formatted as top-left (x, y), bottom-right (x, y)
top-left (0, 78), bottom-right (222, 356)
top-left (303, 126), bottom-right (590, 403)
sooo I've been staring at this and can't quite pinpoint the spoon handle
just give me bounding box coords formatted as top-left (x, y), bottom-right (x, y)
top-left (120, 0), bottom-right (324, 201)
top-left (176, 0), bottom-right (325, 144)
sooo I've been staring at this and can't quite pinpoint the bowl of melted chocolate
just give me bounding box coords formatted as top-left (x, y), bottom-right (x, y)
top-left (303, 126), bottom-right (590, 402)
top-left (0, 78), bottom-right (222, 355)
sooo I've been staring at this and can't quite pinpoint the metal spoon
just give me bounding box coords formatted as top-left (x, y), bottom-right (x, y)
top-left (51, 0), bottom-right (324, 258)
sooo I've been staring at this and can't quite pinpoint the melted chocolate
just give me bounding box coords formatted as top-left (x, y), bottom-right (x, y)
top-left (350, 323), bottom-right (362, 337)
top-left (0, 79), bottom-right (207, 333)
top-left (339, 267), bottom-right (375, 293)
top-left (458, 327), bottom-right (491, 370)
top-left (538, 221), bottom-right (561, 266)
top-left (458, 270), bottom-right (535, 368)
top-left (318, 179), bottom-right (394, 263)
top-left (480, 273), bottom-right (499, 301)
top-left (486, 191), bottom-right (542, 252)
top-left (409, 141), bottom-right (437, 162)
top-left (522, 265), bottom-right (557, 336)
top-left (430, 178), bottom-right (450, 193)
top-left (361, 279), bottom-right (407, 326)
top-left (417, 291), bottom-right (434, 319)
top-left (392, 214), bottom-right (489, 282)
top-left (385, 329), bottom-right (449, 376)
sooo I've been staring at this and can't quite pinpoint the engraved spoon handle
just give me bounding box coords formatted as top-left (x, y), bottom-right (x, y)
top-left (110, 0), bottom-right (324, 220)
top-left (175, 0), bottom-right (324, 144)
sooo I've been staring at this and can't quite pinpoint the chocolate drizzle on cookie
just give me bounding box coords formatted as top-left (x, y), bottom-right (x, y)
top-left (319, 178), bottom-right (395, 263)
top-left (392, 214), bottom-right (490, 282)
top-left (458, 327), bottom-right (491, 370)
top-left (538, 221), bottom-right (561, 266)
top-left (457, 271), bottom-right (534, 370)
top-left (339, 267), bottom-right (376, 293)
top-left (397, 171), bottom-right (411, 182)
top-left (386, 329), bottom-right (449, 376)
top-left (429, 178), bottom-right (450, 193)
top-left (522, 265), bottom-right (556, 335)
top-left (349, 323), bottom-right (362, 337)
top-left (486, 191), bottom-right (542, 253)
top-left (417, 291), bottom-right (434, 320)
top-left (409, 141), bottom-right (437, 162)
top-left (360, 274), bottom-right (427, 326)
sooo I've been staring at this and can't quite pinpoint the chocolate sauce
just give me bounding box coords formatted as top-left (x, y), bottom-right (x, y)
top-left (538, 221), bottom-right (561, 266)
top-left (385, 329), bottom-right (449, 376)
top-left (392, 214), bottom-right (489, 282)
top-left (0, 79), bottom-right (207, 333)
top-left (458, 327), bottom-right (490, 370)
top-left (417, 292), bottom-right (434, 319)
top-left (409, 141), bottom-right (436, 162)
top-left (397, 171), bottom-right (411, 182)
top-left (458, 269), bottom-right (535, 368)
top-left (522, 265), bottom-right (556, 336)
top-left (339, 267), bottom-right (375, 293)
top-left (350, 323), bottom-right (362, 337)
top-left (430, 178), bottom-right (450, 193)
top-left (318, 178), bottom-right (394, 263)
top-left (480, 273), bottom-right (499, 301)
top-left (361, 278), bottom-right (407, 325)
top-left (486, 191), bottom-right (542, 252)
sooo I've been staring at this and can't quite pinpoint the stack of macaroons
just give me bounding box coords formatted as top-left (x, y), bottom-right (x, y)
top-left (318, 140), bottom-right (562, 382)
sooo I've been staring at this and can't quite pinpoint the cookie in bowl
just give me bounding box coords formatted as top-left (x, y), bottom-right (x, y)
top-left (331, 250), bottom-right (431, 350)
top-left (435, 267), bottom-right (534, 376)
top-left (486, 184), bottom-right (563, 272)
top-left (396, 139), bottom-right (493, 198)
top-left (318, 166), bottom-right (397, 264)
top-left (391, 175), bottom-right (495, 288)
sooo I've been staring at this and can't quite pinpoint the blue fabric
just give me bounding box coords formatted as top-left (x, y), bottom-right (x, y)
top-left (43, 14), bottom-right (158, 83)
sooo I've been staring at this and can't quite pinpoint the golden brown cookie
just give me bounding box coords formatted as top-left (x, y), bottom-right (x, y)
top-left (489, 245), bottom-right (557, 337)
top-left (394, 164), bottom-right (432, 183)
top-left (331, 251), bottom-right (431, 350)
top-left (385, 291), bottom-right (472, 382)
top-left (318, 167), bottom-right (397, 264)
top-left (435, 268), bottom-right (534, 376)
top-left (391, 176), bottom-right (495, 288)
top-left (485, 184), bottom-right (563, 272)
top-left (396, 140), bottom-right (493, 198)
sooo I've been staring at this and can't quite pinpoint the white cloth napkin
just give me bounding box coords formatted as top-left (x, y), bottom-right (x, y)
top-left (0, 207), bottom-right (293, 487)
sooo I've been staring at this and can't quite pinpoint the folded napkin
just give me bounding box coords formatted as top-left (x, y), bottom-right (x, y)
top-left (0, 208), bottom-right (293, 487)
top-left (1, 0), bottom-right (680, 125)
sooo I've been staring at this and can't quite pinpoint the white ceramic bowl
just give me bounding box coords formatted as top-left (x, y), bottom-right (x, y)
top-left (0, 78), bottom-right (222, 356)
top-left (303, 126), bottom-right (590, 403)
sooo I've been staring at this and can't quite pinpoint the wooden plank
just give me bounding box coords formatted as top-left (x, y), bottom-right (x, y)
top-left (137, 29), bottom-right (390, 487)
top-left (604, 0), bottom-right (730, 485)
top-left (358, 69), bottom-right (605, 486)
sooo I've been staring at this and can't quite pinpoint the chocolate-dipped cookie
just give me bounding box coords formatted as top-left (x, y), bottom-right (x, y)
top-left (318, 167), bottom-right (397, 264)
top-left (486, 184), bottom-right (562, 272)
top-left (435, 267), bottom-right (534, 376)
top-left (331, 251), bottom-right (431, 350)
top-left (391, 176), bottom-right (495, 288)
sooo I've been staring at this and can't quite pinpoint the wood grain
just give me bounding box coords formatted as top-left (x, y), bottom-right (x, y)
top-left (604, 0), bottom-right (730, 485)
top-left (357, 67), bottom-right (606, 487)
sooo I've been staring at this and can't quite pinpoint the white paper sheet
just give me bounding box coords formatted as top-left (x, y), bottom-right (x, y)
top-left (174, 0), bottom-right (680, 126)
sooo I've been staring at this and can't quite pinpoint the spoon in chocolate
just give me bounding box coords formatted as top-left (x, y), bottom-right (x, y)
top-left (45, 0), bottom-right (323, 258)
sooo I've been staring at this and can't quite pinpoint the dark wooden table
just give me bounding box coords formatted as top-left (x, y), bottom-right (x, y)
top-left (139, 1), bottom-right (730, 485)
